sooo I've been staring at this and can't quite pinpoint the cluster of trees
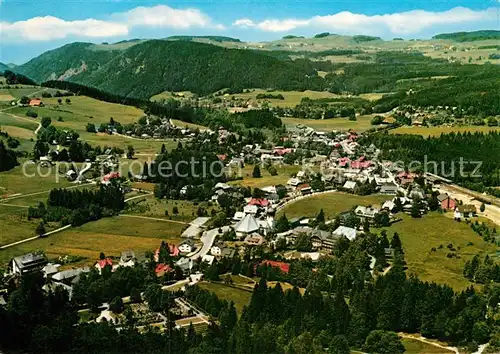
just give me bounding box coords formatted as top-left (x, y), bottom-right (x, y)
top-left (198, 232), bottom-right (499, 353)
top-left (255, 93), bottom-right (285, 100)
top-left (2, 226), bottom-right (500, 353)
top-left (28, 184), bottom-right (124, 226)
top-left (3, 70), bottom-right (37, 85)
top-left (360, 131), bottom-right (500, 193)
top-left (0, 140), bottom-right (19, 172)
top-left (432, 30), bottom-right (500, 42)
top-left (232, 109), bottom-right (282, 129)
top-left (72, 264), bottom-right (151, 311)
top-left (148, 143), bottom-right (224, 201)
top-left (464, 254), bottom-right (500, 284)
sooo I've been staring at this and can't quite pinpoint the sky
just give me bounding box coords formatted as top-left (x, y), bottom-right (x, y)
top-left (0, 0), bottom-right (499, 64)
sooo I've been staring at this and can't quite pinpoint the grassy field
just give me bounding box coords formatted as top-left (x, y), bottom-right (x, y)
top-left (125, 197), bottom-right (217, 223)
top-left (390, 125), bottom-right (500, 137)
top-left (401, 338), bottom-right (454, 354)
top-left (282, 115), bottom-right (374, 132)
top-left (228, 164), bottom-right (302, 189)
top-left (231, 89), bottom-right (343, 108)
top-left (0, 85), bottom-right (50, 99)
top-left (0, 216), bottom-right (185, 267)
top-left (171, 119), bottom-right (208, 131)
top-left (197, 281), bottom-right (252, 314)
top-left (0, 162), bottom-right (73, 197)
top-left (9, 96), bottom-right (143, 137)
top-left (383, 213), bottom-right (498, 290)
top-left (3, 96), bottom-right (177, 154)
top-left (0, 205), bottom-right (59, 246)
top-left (150, 91), bottom-right (195, 101)
top-left (278, 192), bottom-right (390, 219)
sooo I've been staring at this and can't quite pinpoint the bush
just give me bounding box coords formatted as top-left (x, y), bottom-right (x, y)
top-left (26, 110), bottom-right (38, 118)
top-left (109, 296), bottom-right (124, 313)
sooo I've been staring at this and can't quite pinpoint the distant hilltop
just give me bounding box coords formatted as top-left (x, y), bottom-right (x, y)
top-left (166, 35), bottom-right (241, 43)
top-left (432, 30), bottom-right (500, 42)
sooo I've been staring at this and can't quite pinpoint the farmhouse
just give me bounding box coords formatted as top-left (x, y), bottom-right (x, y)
top-left (29, 99), bottom-right (43, 107)
top-left (454, 205), bottom-right (477, 220)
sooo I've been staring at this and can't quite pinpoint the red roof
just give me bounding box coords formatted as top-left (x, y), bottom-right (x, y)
top-left (338, 157), bottom-right (351, 167)
top-left (297, 183), bottom-right (311, 190)
top-left (169, 244), bottom-right (180, 257)
top-left (29, 99), bottom-right (42, 106)
top-left (350, 160), bottom-right (372, 169)
top-left (102, 172), bottom-right (120, 182)
top-left (154, 245), bottom-right (180, 261)
top-left (441, 198), bottom-right (457, 210)
top-left (273, 148), bottom-right (293, 156)
top-left (248, 198), bottom-right (270, 207)
top-left (260, 260), bottom-right (290, 273)
top-left (96, 258), bottom-right (113, 269)
top-left (216, 154), bottom-right (227, 161)
top-left (155, 263), bottom-right (173, 275)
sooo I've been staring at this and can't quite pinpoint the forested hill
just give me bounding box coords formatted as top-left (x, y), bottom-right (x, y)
top-left (73, 40), bottom-right (324, 98)
top-left (15, 42), bottom-right (122, 82)
top-left (166, 35), bottom-right (241, 43)
top-left (432, 30), bottom-right (500, 42)
top-left (0, 62), bottom-right (10, 73)
top-left (15, 40), bottom-right (325, 98)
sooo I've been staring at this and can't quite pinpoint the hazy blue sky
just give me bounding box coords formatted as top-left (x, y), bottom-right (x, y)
top-left (0, 0), bottom-right (498, 63)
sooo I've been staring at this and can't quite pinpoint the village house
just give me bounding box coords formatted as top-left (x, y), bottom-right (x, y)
top-left (380, 183), bottom-right (398, 195)
top-left (277, 226), bottom-right (339, 251)
top-left (454, 205), bottom-right (477, 220)
top-left (343, 181), bottom-right (357, 190)
top-left (179, 240), bottom-right (196, 254)
top-left (119, 250), bottom-right (136, 268)
top-left (244, 233), bottom-right (265, 246)
top-left (155, 263), bottom-right (174, 277)
top-left (101, 171), bottom-right (120, 185)
top-left (438, 194), bottom-right (457, 210)
top-left (94, 258), bottom-right (113, 275)
top-left (11, 253), bottom-right (48, 276)
top-left (355, 206), bottom-right (380, 220)
top-left (296, 183), bottom-right (312, 196)
top-left (29, 99), bottom-right (43, 107)
top-left (210, 244), bottom-right (222, 256)
top-left (332, 226), bottom-right (358, 241)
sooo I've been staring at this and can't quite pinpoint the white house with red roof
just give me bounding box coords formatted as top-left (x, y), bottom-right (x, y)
top-left (94, 258), bottom-right (113, 274)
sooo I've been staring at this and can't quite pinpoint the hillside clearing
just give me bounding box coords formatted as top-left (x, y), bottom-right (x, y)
top-left (382, 213), bottom-right (497, 290)
top-left (0, 216), bottom-right (185, 267)
top-left (282, 115), bottom-right (374, 132)
top-left (390, 125), bottom-right (500, 137)
top-left (277, 192), bottom-right (390, 220)
top-left (228, 164), bottom-right (302, 188)
top-left (197, 281), bottom-right (252, 314)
